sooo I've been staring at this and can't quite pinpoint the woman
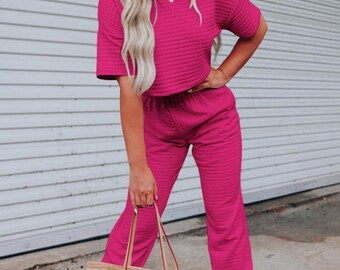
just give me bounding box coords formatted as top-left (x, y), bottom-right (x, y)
top-left (96, 0), bottom-right (267, 269)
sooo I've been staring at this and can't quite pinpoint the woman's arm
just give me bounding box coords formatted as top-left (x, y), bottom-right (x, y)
top-left (189, 15), bottom-right (268, 93)
top-left (118, 77), bottom-right (147, 169)
top-left (117, 76), bottom-right (158, 209)
top-left (218, 15), bottom-right (268, 83)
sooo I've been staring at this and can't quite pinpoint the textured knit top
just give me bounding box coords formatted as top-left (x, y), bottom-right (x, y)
top-left (96, 0), bottom-right (262, 96)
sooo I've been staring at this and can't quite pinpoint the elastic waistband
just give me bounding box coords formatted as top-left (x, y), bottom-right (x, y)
top-left (142, 89), bottom-right (198, 111)
top-left (142, 87), bottom-right (226, 111)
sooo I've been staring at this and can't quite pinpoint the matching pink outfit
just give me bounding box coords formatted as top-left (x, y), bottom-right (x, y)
top-left (96, 0), bottom-right (262, 269)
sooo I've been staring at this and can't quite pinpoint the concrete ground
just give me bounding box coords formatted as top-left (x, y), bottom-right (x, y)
top-left (1, 184), bottom-right (340, 270)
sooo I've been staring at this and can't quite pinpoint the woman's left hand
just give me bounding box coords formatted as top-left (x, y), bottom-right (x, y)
top-left (188, 67), bottom-right (229, 93)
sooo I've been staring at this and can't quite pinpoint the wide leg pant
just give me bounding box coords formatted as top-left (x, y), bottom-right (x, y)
top-left (101, 85), bottom-right (253, 270)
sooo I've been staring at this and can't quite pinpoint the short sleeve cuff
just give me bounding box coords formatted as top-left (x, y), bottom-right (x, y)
top-left (96, 30), bottom-right (135, 80)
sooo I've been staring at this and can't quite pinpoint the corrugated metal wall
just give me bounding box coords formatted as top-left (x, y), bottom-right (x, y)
top-left (0, 0), bottom-right (339, 257)
top-left (230, 0), bottom-right (340, 202)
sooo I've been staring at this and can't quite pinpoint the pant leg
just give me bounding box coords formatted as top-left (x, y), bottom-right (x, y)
top-left (189, 90), bottom-right (253, 269)
top-left (101, 95), bottom-right (190, 267)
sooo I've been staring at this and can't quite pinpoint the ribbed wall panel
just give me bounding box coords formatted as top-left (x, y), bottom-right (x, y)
top-left (0, 0), bottom-right (339, 257)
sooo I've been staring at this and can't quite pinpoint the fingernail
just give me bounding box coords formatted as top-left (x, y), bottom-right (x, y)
top-left (187, 89), bottom-right (193, 93)
top-left (155, 195), bottom-right (158, 200)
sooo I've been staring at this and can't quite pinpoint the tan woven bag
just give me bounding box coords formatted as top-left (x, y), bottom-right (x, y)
top-left (86, 202), bottom-right (180, 270)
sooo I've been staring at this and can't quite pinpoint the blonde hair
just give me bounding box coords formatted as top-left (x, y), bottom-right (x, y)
top-left (120, 0), bottom-right (222, 96)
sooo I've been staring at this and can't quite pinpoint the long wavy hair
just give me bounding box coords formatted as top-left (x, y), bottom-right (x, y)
top-left (120, 0), bottom-right (222, 96)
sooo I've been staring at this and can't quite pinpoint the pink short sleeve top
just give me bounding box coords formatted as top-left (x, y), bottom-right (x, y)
top-left (96, 0), bottom-right (262, 96)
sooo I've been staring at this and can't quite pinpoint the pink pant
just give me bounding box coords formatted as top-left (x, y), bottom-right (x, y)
top-left (101, 86), bottom-right (253, 269)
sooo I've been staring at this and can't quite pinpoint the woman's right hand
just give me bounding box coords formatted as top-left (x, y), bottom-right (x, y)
top-left (129, 165), bottom-right (158, 209)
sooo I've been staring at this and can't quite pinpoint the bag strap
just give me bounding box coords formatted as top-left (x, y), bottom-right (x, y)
top-left (154, 202), bottom-right (180, 270)
top-left (123, 202), bottom-right (179, 270)
top-left (123, 207), bottom-right (138, 268)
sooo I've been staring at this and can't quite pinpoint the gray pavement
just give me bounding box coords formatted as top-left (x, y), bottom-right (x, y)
top-left (1, 183), bottom-right (340, 270)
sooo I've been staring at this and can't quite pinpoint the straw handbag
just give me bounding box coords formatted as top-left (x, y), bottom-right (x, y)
top-left (86, 202), bottom-right (180, 270)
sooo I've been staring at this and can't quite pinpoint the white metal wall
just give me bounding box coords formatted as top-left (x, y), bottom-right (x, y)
top-left (0, 0), bottom-right (339, 257)
top-left (227, 0), bottom-right (340, 202)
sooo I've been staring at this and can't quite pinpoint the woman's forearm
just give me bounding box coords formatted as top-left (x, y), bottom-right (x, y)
top-left (218, 15), bottom-right (268, 83)
top-left (118, 76), bottom-right (148, 171)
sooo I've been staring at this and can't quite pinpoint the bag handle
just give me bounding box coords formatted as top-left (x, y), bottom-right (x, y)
top-left (154, 202), bottom-right (180, 270)
top-left (123, 202), bottom-right (179, 270)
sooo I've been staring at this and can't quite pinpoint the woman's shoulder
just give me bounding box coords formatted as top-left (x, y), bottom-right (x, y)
top-left (215, 0), bottom-right (239, 8)
top-left (98, 0), bottom-right (124, 19)
top-left (214, 0), bottom-right (240, 20)
top-left (99, 0), bottom-right (123, 9)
